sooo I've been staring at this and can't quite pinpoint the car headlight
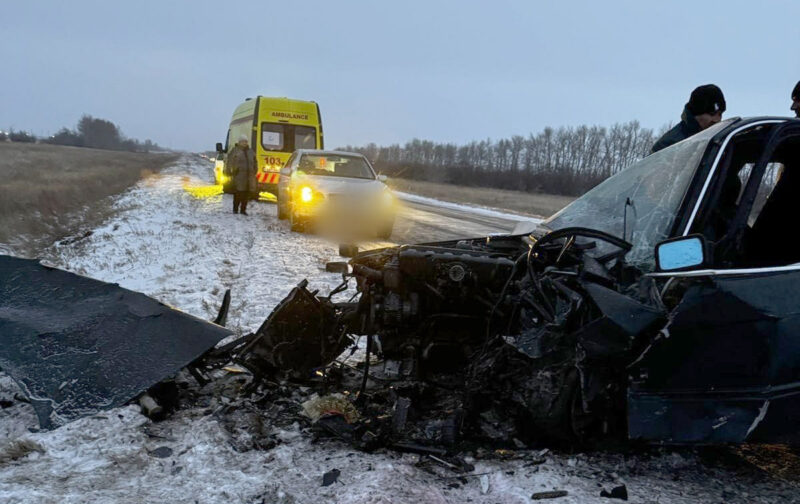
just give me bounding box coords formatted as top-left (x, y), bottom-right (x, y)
top-left (382, 191), bottom-right (394, 206)
top-left (300, 186), bottom-right (314, 203)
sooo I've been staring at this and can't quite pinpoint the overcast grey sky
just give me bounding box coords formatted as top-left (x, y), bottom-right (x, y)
top-left (2, 1), bottom-right (798, 151)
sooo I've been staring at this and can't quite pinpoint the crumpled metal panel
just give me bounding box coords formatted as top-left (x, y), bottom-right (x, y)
top-left (238, 281), bottom-right (352, 379)
top-left (628, 270), bottom-right (800, 444)
top-left (576, 283), bottom-right (665, 359)
top-left (0, 255), bottom-right (231, 429)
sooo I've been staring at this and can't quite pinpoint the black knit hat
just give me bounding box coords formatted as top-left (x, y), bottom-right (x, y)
top-left (793, 81), bottom-right (800, 100)
top-left (687, 84), bottom-right (726, 116)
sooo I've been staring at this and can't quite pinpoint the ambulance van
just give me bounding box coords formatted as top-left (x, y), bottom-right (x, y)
top-left (215, 97), bottom-right (324, 195)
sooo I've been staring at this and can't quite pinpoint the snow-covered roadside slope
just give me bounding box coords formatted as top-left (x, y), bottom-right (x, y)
top-left (0, 156), bottom-right (797, 503)
top-left (42, 156), bottom-right (346, 336)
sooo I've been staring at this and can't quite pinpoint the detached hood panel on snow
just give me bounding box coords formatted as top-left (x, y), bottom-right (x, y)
top-left (0, 255), bottom-right (231, 429)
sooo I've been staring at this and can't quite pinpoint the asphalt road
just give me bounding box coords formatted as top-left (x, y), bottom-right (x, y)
top-left (289, 195), bottom-right (532, 252)
top-left (390, 197), bottom-right (524, 244)
top-left (204, 159), bottom-right (527, 247)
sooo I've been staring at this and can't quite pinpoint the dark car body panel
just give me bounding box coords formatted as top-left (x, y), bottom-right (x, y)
top-left (629, 270), bottom-right (800, 443)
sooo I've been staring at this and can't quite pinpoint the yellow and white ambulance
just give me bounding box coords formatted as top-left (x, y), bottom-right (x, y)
top-left (215, 96), bottom-right (324, 195)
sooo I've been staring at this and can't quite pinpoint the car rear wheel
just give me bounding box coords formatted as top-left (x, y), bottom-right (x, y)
top-left (290, 210), bottom-right (307, 233)
top-left (277, 194), bottom-right (289, 220)
top-left (377, 220), bottom-right (394, 240)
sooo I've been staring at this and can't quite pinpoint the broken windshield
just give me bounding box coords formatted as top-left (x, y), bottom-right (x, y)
top-left (545, 120), bottom-right (732, 271)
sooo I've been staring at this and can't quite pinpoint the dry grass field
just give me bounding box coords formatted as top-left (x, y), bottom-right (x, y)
top-left (0, 142), bottom-right (178, 255)
top-left (387, 177), bottom-right (576, 218)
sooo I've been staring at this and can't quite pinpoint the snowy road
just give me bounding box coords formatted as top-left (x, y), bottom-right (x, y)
top-left (391, 193), bottom-right (534, 244)
top-left (1, 156), bottom-right (798, 503)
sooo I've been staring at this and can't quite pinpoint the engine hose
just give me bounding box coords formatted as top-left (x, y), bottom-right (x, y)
top-left (531, 227), bottom-right (632, 255)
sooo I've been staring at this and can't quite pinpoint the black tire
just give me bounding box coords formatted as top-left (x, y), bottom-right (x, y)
top-left (377, 220), bottom-right (394, 240)
top-left (522, 365), bottom-right (581, 442)
top-left (290, 211), bottom-right (305, 232)
top-left (277, 195), bottom-right (289, 220)
top-left (529, 366), bottom-right (620, 444)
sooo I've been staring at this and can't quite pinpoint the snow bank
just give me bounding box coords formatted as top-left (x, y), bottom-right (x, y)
top-left (395, 191), bottom-right (543, 224)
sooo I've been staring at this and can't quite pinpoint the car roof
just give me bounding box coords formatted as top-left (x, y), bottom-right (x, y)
top-left (294, 149), bottom-right (367, 157)
top-left (701, 116), bottom-right (797, 151)
top-left (733, 116), bottom-right (796, 124)
top-left (717, 116), bottom-right (795, 133)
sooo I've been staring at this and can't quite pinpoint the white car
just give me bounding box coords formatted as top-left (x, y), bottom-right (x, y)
top-left (276, 150), bottom-right (395, 238)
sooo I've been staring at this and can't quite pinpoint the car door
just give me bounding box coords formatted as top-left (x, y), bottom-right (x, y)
top-left (628, 121), bottom-right (800, 444)
top-left (278, 153), bottom-right (297, 212)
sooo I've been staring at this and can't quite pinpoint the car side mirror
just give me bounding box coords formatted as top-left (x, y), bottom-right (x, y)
top-left (215, 142), bottom-right (223, 153)
top-left (377, 174), bottom-right (387, 183)
top-left (655, 234), bottom-right (707, 272)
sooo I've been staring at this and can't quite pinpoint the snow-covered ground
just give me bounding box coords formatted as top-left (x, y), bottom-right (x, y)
top-left (1, 156), bottom-right (798, 503)
top-left (35, 156), bottom-right (349, 336)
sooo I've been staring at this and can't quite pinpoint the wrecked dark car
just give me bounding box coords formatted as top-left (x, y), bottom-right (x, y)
top-left (242, 117), bottom-right (800, 447)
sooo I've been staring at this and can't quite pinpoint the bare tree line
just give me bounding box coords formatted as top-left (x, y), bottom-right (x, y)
top-left (48, 115), bottom-right (161, 152)
top-left (341, 121), bottom-right (662, 196)
top-left (2, 115), bottom-right (162, 153)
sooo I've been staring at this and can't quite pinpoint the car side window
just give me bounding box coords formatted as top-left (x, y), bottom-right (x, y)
top-left (708, 132), bottom-right (800, 268)
top-left (738, 138), bottom-right (800, 267)
top-left (689, 126), bottom-right (773, 258)
top-left (745, 163), bottom-right (783, 226)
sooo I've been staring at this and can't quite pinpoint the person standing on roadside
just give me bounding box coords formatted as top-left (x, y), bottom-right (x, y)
top-left (791, 81), bottom-right (800, 118)
top-left (651, 84), bottom-right (726, 153)
top-left (224, 134), bottom-right (257, 215)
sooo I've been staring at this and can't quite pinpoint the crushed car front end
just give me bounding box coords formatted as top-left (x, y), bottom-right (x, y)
top-left (239, 226), bottom-right (667, 444)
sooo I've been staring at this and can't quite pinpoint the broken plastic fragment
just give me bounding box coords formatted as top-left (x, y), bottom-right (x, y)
top-left (322, 468), bottom-right (341, 487)
top-left (600, 484), bottom-right (628, 500)
top-left (302, 394), bottom-right (360, 423)
top-left (532, 490), bottom-right (569, 500)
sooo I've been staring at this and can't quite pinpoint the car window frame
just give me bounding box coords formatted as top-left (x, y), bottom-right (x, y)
top-left (651, 119), bottom-right (800, 279)
top-left (679, 120), bottom-right (784, 237)
top-left (281, 153), bottom-right (297, 175)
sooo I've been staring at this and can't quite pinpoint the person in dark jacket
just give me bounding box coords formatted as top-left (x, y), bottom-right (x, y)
top-left (224, 135), bottom-right (258, 215)
top-left (791, 81), bottom-right (800, 118)
top-left (651, 84), bottom-right (726, 154)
